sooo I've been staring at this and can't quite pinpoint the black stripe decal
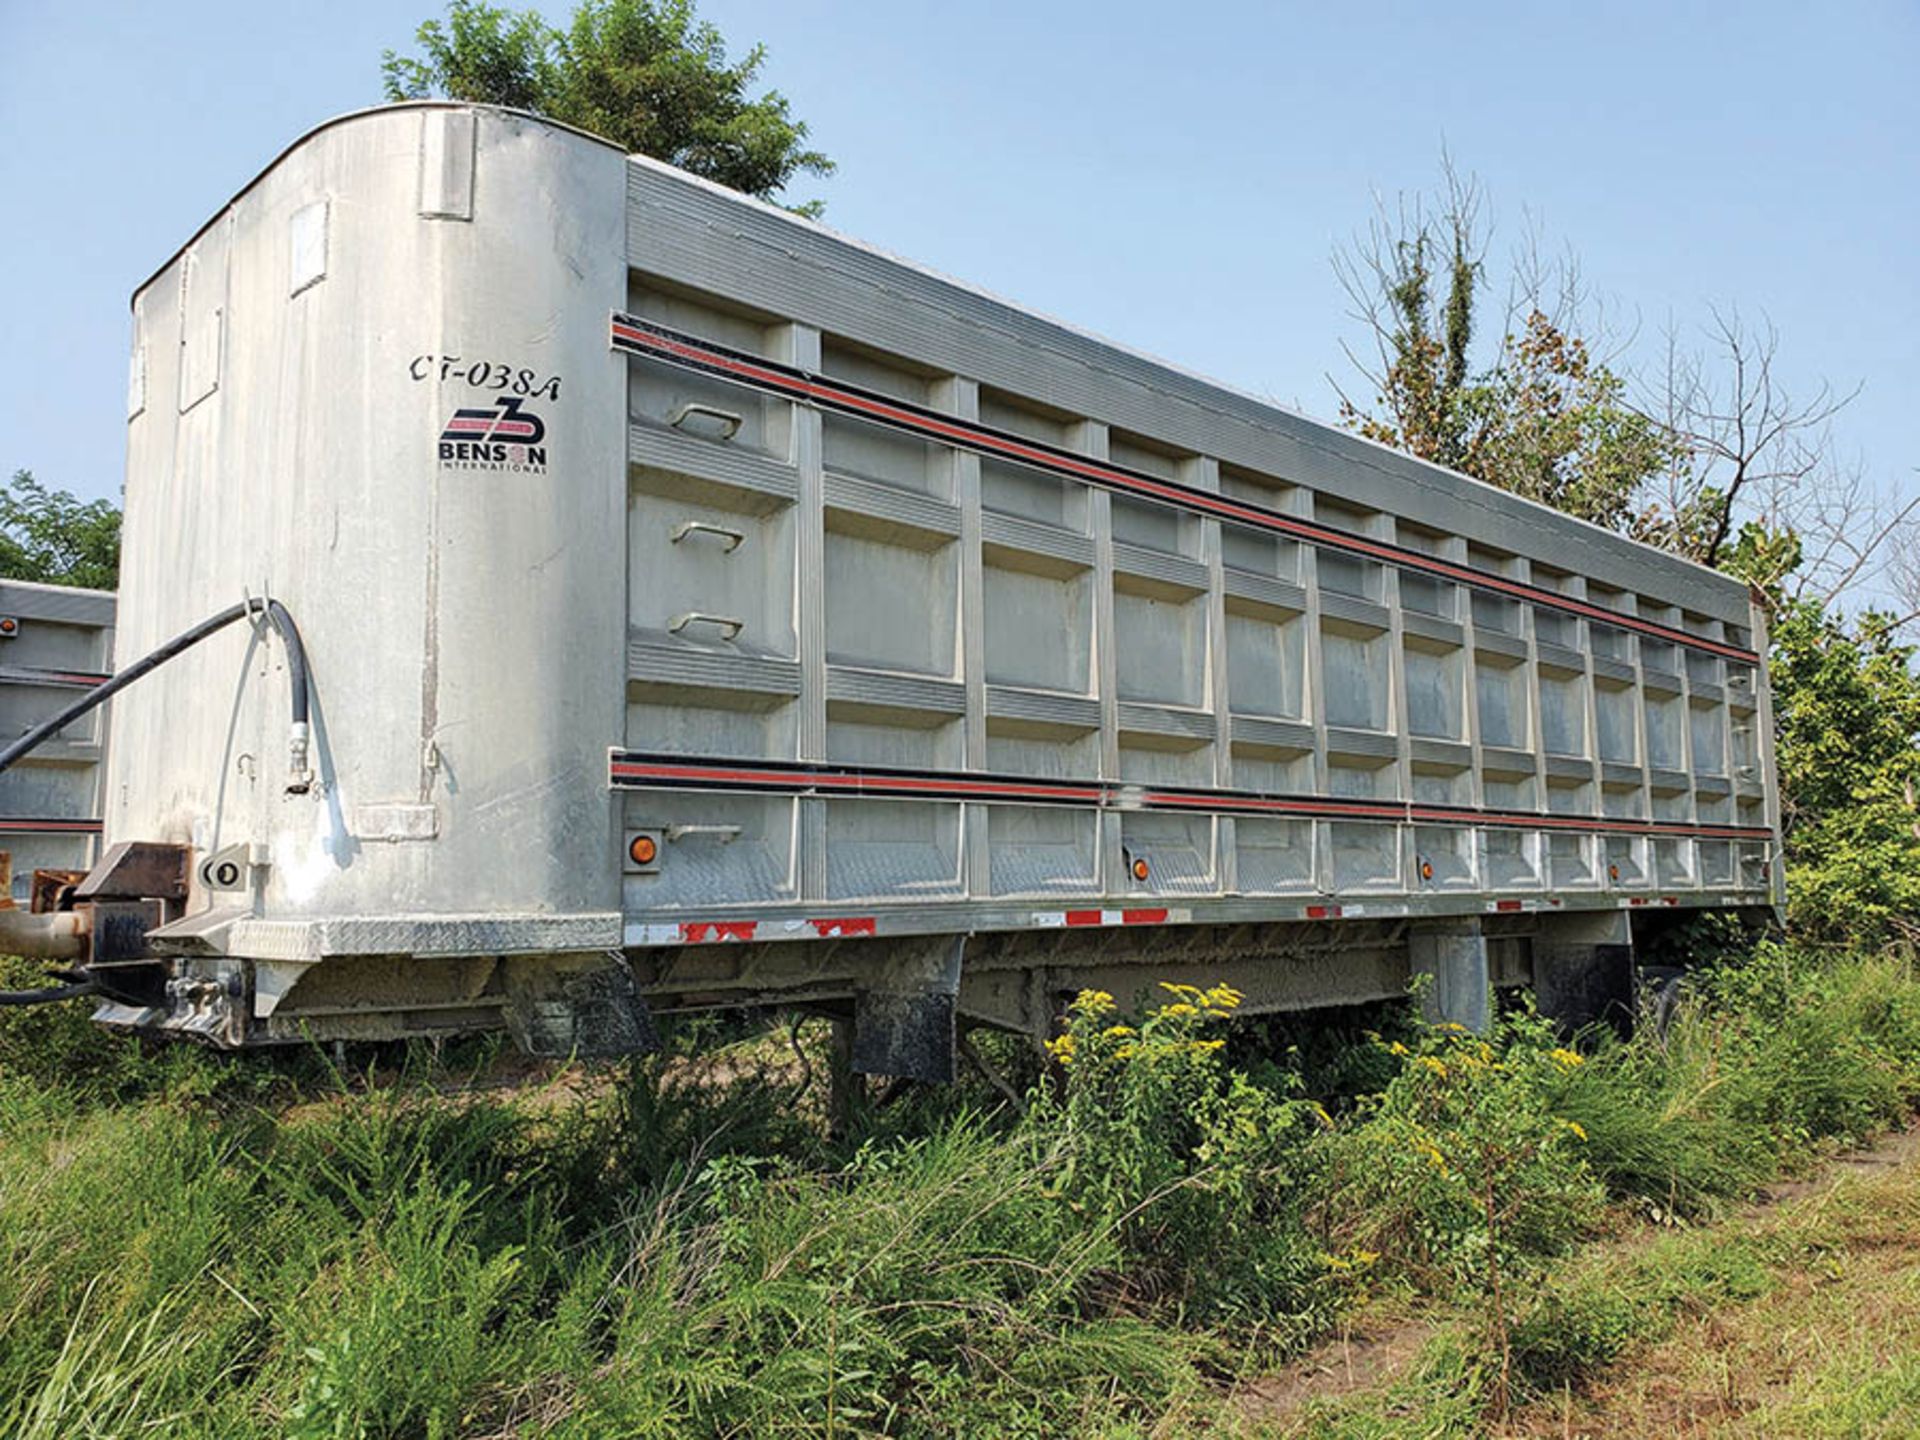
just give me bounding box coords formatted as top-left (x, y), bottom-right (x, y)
top-left (611, 313), bottom-right (1760, 665)
top-left (609, 751), bottom-right (1769, 844)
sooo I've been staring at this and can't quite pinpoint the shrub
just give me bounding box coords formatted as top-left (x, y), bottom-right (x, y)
top-left (1027, 983), bottom-right (1329, 1328)
top-left (1318, 1004), bottom-right (1608, 1417)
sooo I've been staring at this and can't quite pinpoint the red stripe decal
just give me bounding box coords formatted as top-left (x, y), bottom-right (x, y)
top-left (1064, 909), bottom-right (1103, 927)
top-left (611, 315), bottom-right (1760, 664)
top-left (611, 753), bottom-right (1771, 845)
top-left (610, 759), bottom-right (1098, 804)
top-left (1121, 908), bottom-right (1169, 925)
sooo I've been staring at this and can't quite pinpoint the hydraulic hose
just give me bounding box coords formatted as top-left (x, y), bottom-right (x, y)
top-left (0, 981), bottom-right (97, 1007)
top-left (0, 597), bottom-right (312, 1005)
top-left (0, 596), bottom-right (312, 791)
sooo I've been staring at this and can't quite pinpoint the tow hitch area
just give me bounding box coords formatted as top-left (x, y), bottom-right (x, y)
top-left (0, 841), bottom-right (246, 1042)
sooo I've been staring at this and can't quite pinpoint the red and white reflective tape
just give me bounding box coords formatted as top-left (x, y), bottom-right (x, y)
top-left (1035, 907), bottom-right (1187, 929)
top-left (628, 914), bottom-right (883, 946)
top-left (807, 917), bottom-right (878, 937)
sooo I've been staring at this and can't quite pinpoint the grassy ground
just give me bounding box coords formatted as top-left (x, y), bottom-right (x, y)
top-left (1252, 1125), bottom-right (1920, 1438)
top-left (1514, 1128), bottom-right (1920, 1438)
top-left (1, 940), bottom-right (1917, 1437)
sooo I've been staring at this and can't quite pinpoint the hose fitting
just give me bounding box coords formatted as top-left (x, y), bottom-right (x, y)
top-left (287, 720), bottom-right (312, 794)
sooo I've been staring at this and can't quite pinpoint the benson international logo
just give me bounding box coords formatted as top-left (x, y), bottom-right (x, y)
top-left (437, 397), bottom-right (549, 473)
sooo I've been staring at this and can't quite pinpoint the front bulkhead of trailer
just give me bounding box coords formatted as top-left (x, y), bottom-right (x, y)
top-left (95, 104), bottom-right (1780, 1064)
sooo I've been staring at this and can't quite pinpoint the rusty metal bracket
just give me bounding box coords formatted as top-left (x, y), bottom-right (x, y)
top-left (74, 842), bottom-right (191, 903)
top-left (31, 868), bottom-right (87, 914)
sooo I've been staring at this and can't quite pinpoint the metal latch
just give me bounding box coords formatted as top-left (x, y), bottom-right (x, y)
top-left (670, 520), bottom-right (745, 552)
top-left (667, 612), bottom-right (745, 641)
top-left (665, 823), bottom-right (742, 844)
top-left (668, 402), bottom-right (743, 441)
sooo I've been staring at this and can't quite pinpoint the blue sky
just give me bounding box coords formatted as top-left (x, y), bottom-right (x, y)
top-left (3, 0), bottom-right (1914, 513)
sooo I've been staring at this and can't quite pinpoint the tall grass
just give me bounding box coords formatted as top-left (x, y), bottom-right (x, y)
top-left (0, 941), bottom-right (1915, 1435)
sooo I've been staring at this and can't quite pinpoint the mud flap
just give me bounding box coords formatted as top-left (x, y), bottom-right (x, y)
top-left (1535, 911), bottom-right (1637, 1034)
top-left (503, 954), bottom-right (660, 1058)
top-left (852, 933), bottom-right (966, 1082)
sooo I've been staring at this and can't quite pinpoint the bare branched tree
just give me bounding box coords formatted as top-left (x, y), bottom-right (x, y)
top-left (1645, 305), bottom-right (1862, 564)
top-left (1638, 308), bottom-right (1917, 619)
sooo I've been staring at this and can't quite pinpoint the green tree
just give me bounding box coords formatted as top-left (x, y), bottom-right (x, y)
top-left (1462, 310), bottom-right (1682, 533)
top-left (383, 0), bottom-right (833, 212)
top-left (0, 470), bottom-right (120, 592)
top-left (1763, 592), bottom-right (1920, 943)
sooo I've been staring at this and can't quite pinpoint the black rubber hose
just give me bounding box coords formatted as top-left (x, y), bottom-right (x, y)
top-left (0, 597), bottom-right (310, 776)
top-left (263, 599), bottom-right (311, 730)
top-left (0, 979), bottom-right (97, 1007)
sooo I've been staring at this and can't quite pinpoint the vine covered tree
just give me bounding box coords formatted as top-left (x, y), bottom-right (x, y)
top-left (1333, 163), bottom-right (1682, 535)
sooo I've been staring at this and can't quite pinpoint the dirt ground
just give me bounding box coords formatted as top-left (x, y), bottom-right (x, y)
top-left (1513, 1128), bottom-right (1920, 1439)
top-left (1237, 1126), bottom-right (1920, 1438)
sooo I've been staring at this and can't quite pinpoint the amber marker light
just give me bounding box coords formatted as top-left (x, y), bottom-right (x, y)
top-left (629, 834), bottom-right (659, 866)
top-left (1130, 856), bottom-right (1150, 882)
top-left (1419, 859), bottom-right (1434, 881)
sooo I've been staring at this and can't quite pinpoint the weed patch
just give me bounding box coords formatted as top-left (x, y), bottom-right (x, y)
top-left (0, 943), bottom-right (1915, 1434)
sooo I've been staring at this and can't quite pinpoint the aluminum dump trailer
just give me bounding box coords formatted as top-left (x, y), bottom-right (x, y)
top-left (38, 102), bottom-right (1780, 1069)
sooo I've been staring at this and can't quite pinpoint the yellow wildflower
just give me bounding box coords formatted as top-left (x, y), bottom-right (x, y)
top-left (1417, 1055), bottom-right (1449, 1079)
top-left (1323, 1248), bottom-right (1379, 1273)
top-left (1158, 981), bottom-right (1205, 999)
top-left (1161, 1002), bottom-right (1198, 1018)
top-left (1204, 983), bottom-right (1245, 1010)
top-left (1388, 1041), bottom-right (1411, 1057)
top-left (1562, 1119), bottom-right (1588, 1141)
top-left (1189, 1038), bottom-right (1226, 1053)
top-left (1073, 989), bottom-right (1117, 1015)
top-left (1101, 1024), bottom-right (1137, 1040)
top-left (1045, 1033), bottom-right (1078, 1066)
top-left (1549, 1047), bottom-right (1585, 1070)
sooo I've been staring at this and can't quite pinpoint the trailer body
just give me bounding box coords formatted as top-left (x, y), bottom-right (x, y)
top-left (0, 581), bottom-right (112, 899)
top-left (68, 104), bottom-right (1778, 1063)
